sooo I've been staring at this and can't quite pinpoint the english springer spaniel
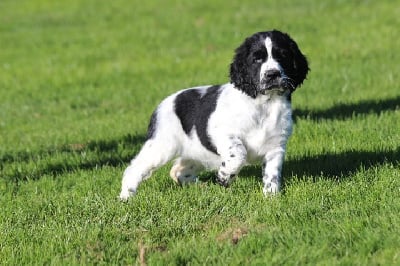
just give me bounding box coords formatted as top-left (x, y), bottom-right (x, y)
top-left (120, 30), bottom-right (309, 200)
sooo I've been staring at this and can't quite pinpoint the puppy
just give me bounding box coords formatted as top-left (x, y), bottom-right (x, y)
top-left (120, 30), bottom-right (309, 200)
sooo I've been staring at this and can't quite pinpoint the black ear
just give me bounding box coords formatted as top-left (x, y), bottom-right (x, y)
top-left (290, 40), bottom-right (310, 89)
top-left (229, 37), bottom-right (258, 98)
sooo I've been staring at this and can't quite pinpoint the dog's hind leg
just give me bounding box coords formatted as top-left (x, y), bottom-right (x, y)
top-left (120, 138), bottom-right (176, 200)
top-left (169, 158), bottom-right (203, 185)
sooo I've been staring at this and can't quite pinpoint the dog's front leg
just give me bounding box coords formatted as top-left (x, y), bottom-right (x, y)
top-left (262, 146), bottom-right (286, 195)
top-left (216, 136), bottom-right (247, 187)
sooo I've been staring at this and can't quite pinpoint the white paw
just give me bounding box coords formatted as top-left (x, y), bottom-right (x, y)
top-left (177, 174), bottom-right (198, 185)
top-left (263, 174), bottom-right (280, 196)
top-left (170, 162), bottom-right (198, 185)
top-left (119, 188), bottom-right (136, 201)
top-left (263, 181), bottom-right (280, 195)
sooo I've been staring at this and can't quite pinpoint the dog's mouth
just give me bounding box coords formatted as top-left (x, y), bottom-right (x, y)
top-left (259, 78), bottom-right (294, 95)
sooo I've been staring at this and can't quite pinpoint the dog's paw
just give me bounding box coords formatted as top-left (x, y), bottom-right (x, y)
top-left (119, 188), bottom-right (136, 201)
top-left (177, 174), bottom-right (198, 185)
top-left (170, 171), bottom-right (198, 185)
top-left (216, 177), bottom-right (230, 187)
top-left (216, 170), bottom-right (235, 188)
top-left (262, 175), bottom-right (280, 196)
top-left (170, 161), bottom-right (198, 185)
top-left (263, 182), bottom-right (279, 195)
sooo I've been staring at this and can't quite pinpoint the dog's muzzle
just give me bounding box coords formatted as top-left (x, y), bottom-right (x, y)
top-left (260, 69), bottom-right (293, 94)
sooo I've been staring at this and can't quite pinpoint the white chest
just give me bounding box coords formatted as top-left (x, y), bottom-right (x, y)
top-left (208, 86), bottom-right (293, 162)
top-left (243, 95), bottom-right (293, 160)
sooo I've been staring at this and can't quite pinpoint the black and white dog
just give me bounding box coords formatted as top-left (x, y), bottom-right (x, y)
top-left (120, 30), bottom-right (309, 200)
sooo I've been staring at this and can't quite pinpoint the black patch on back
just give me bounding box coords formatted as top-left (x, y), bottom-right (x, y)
top-left (146, 108), bottom-right (158, 140)
top-left (174, 85), bottom-right (221, 154)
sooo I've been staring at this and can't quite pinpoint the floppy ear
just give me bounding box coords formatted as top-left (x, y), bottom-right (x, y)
top-left (290, 40), bottom-right (310, 89)
top-left (229, 38), bottom-right (258, 98)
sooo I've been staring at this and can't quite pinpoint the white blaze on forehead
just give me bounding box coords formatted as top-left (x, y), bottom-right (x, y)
top-left (264, 37), bottom-right (273, 57)
top-left (260, 37), bottom-right (283, 81)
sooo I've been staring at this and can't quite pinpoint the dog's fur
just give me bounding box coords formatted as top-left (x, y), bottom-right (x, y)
top-left (120, 30), bottom-right (309, 200)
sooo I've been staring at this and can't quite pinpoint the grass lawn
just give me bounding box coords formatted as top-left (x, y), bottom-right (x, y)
top-left (1, 0), bottom-right (399, 264)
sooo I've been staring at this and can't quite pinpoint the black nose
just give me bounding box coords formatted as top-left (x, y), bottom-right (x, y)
top-left (265, 69), bottom-right (281, 80)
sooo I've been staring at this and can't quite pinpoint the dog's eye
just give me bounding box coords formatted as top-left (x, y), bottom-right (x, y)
top-left (278, 49), bottom-right (290, 59)
top-left (253, 50), bottom-right (267, 63)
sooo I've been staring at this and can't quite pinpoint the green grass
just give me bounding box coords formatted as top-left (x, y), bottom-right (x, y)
top-left (1, 0), bottom-right (400, 264)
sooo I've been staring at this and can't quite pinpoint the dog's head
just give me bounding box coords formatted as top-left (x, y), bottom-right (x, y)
top-left (230, 30), bottom-right (309, 98)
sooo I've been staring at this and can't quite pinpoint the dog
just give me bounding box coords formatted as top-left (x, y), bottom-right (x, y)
top-left (120, 30), bottom-right (309, 200)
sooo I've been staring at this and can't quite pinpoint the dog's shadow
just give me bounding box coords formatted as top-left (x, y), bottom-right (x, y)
top-left (235, 148), bottom-right (399, 183)
top-left (1, 134), bottom-right (146, 183)
top-left (204, 95), bottom-right (400, 182)
top-left (293, 95), bottom-right (400, 121)
top-left (282, 95), bottom-right (400, 181)
top-left (3, 96), bottom-right (399, 184)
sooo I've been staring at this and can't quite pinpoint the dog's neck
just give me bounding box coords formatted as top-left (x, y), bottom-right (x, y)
top-left (257, 88), bottom-right (292, 103)
top-left (229, 82), bottom-right (291, 104)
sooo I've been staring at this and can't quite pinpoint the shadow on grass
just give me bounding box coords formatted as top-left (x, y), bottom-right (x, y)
top-left (3, 96), bottom-right (400, 184)
top-left (239, 147), bottom-right (400, 181)
top-left (293, 96), bottom-right (400, 121)
top-left (3, 136), bottom-right (399, 186)
top-left (0, 134), bottom-right (145, 165)
top-left (1, 134), bottom-right (146, 183)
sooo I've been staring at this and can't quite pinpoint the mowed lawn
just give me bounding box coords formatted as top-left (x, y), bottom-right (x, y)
top-left (1, 0), bottom-right (399, 264)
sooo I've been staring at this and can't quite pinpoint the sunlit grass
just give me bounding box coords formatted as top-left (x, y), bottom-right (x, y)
top-left (1, 0), bottom-right (399, 264)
